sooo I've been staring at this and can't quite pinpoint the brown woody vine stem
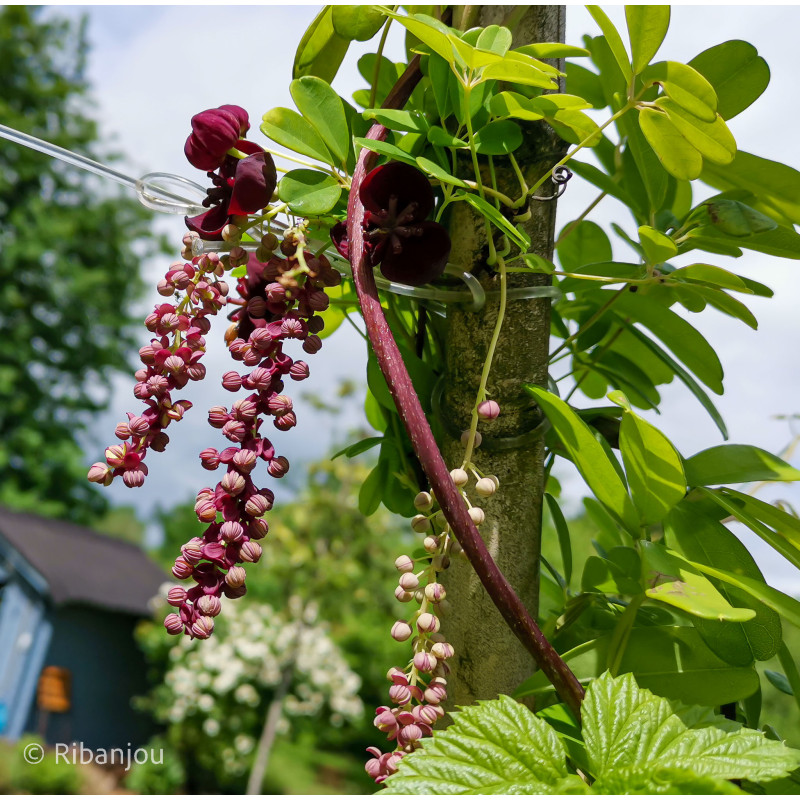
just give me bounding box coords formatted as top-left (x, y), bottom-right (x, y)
top-left (345, 57), bottom-right (585, 718)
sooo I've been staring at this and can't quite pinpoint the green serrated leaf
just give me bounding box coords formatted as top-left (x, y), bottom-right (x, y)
top-left (525, 385), bottom-right (638, 533)
top-left (383, 695), bottom-right (569, 794)
top-left (689, 40), bottom-right (770, 120)
top-left (277, 169), bottom-right (341, 215)
top-left (626, 6), bottom-right (670, 73)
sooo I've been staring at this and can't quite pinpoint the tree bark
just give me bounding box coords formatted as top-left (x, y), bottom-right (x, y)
top-left (440, 5), bottom-right (568, 706)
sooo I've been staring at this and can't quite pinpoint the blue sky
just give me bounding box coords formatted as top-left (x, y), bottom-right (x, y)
top-left (38, 5), bottom-right (800, 589)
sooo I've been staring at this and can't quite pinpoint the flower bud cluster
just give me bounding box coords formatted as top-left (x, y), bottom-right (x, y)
top-left (88, 246), bottom-right (229, 489)
top-left (366, 463), bottom-right (502, 781)
top-left (164, 228), bottom-right (341, 639)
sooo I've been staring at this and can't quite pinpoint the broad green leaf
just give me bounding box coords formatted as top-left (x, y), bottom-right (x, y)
top-left (293, 6), bottom-right (350, 83)
top-left (666, 499), bottom-right (782, 664)
top-left (277, 169), bottom-right (341, 215)
top-left (363, 107), bottom-right (428, 133)
top-left (473, 119), bottom-right (523, 155)
top-left (518, 42), bottom-right (591, 59)
top-left (701, 152), bottom-right (800, 227)
top-left (566, 62), bottom-right (608, 109)
top-left (639, 107), bottom-right (704, 181)
top-left (581, 548), bottom-right (642, 595)
top-left (684, 444), bottom-right (800, 486)
top-left (356, 52), bottom-right (399, 107)
top-left (331, 5), bottom-right (385, 41)
top-left (525, 385), bottom-right (638, 533)
top-left (638, 224), bottom-right (677, 264)
top-left (476, 24), bottom-right (512, 56)
top-left (640, 541), bottom-right (755, 622)
top-left (677, 284), bottom-right (758, 330)
top-left (619, 407), bottom-right (685, 525)
top-left (480, 59), bottom-right (558, 90)
top-left (358, 458), bottom-right (386, 516)
top-left (618, 111), bottom-right (669, 212)
top-left (261, 107), bottom-right (335, 165)
top-left (515, 627), bottom-right (759, 706)
top-left (626, 6), bottom-right (670, 73)
top-left (542, 108), bottom-right (602, 147)
top-left (584, 671), bottom-right (800, 785)
top-left (545, 493), bottom-right (573, 586)
top-left (353, 136), bottom-right (418, 166)
top-left (657, 98), bottom-right (736, 166)
top-left (427, 52), bottom-right (454, 120)
top-left (587, 6), bottom-right (633, 82)
top-left (689, 559), bottom-right (800, 631)
top-left (489, 91), bottom-right (544, 122)
top-left (691, 222), bottom-right (800, 260)
top-left (706, 196), bottom-right (778, 236)
top-left (383, 695), bottom-right (569, 794)
top-left (426, 126), bottom-right (466, 148)
top-left (689, 40), bottom-right (770, 120)
top-left (613, 293), bottom-right (724, 394)
top-left (669, 264), bottom-right (752, 293)
top-left (415, 156), bottom-right (467, 188)
top-left (331, 436), bottom-right (383, 460)
top-left (458, 192), bottom-right (529, 250)
top-left (624, 325), bottom-right (728, 438)
top-left (640, 60), bottom-right (718, 122)
top-left (556, 220), bottom-right (612, 270)
top-left (388, 12), bottom-right (459, 65)
top-left (517, 253), bottom-right (555, 274)
top-left (699, 487), bottom-right (800, 572)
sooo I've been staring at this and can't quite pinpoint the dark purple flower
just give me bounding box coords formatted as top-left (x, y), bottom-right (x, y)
top-left (185, 105), bottom-right (250, 172)
top-left (332, 162), bottom-right (451, 287)
top-left (185, 140), bottom-right (277, 240)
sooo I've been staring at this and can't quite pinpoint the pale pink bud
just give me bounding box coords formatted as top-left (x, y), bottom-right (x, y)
top-left (274, 411), bottom-right (296, 431)
top-left (115, 422), bottom-right (131, 439)
top-left (244, 494), bottom-right (269, 517)
top-left (199, 448), bottom-right (221, 470)
top-left (450, 468), bottom-right (468, 486)
top-left (191, 616), bottom-right (215, 639)
top-left (431, 641), bottom-right (454, 660)
top-left (87, 463), bottom-right (113, 486)
top-left (416, 705), bottom-right (439, 725)
top-left (394, 586), bottom-right (413, 602)
top-left (139, 344), bottom-right (156, 365)
top-left (240, 540), bottom-right (262, 563)
top-left (423, 536), bottom-right (439, 553)
top-left (123, 468), bottom-right (146, 488)
top-left (417, 613), bottom-right (439, 633)
top-left (172, 558), bottom-right (193, 580)
top-left (197, 595), bottom-right (222, 617)
top-left (194, 498), bottom-right (217, 523)
top-left (249, 517), bottom-right (269, 539)
top-left (399, 572), bottom-right (419, 591)
top-left (232, 449), bottom-right (257, 472)
top-left (248, 366), bottom-right (272, 390)
top-left (475, 477), bottom-right (497, 497)
top-left (267, 394), bottom-right (293, 416)
top-left (167, 586), bottom-right (186, 607)
top-left (220, 521), bottom-right (244, 542)
top-left (391, 621), bottom-right (413, 642)
top-left (398, 724), bottom-right (423, 745)
top-left (104, 444), bottom-right (127, 468)
top-left (395, 555), bottom-right (414, 573)
top-left (389, 684), bottom-right (412, 705)
top-left (249, 328), bottom-right (274, 352)
top-left (221, 370), bottom-right (243, 391)
top-left (231, 398), bottom-right (258, 421)
top-left (413, 651), bottom-right (437, 673)
top-left (187, 362), bottom-right (206, 381)
top-left (225, 565), bottom-right (246, 588)
top-left (208, 406), bottom-right (229, 428)
top-left (181, 540), bottom-right (203, 564)
top-left (478, 399), bottom-right (500, 420)
top-left (289, 361), bottom-right (310, 381)
top-left (164, 614), bottom-right (184, 635)
top-left (425, 583), bottom-right (446, 603)
top-left (222, 420), bottom-right (247, 442)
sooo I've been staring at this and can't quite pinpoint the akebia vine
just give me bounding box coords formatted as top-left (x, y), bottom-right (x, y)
top-left (85, 4), bottom-right (800, 793)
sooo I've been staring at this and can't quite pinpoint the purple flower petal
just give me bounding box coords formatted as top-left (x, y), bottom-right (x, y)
top-left (360, 162), bottom-right (434, 222)
top-left (185, 107), bottom-right (243, 171)
top-left (379, 221), bottom-right (451, 287)
top-left (185, 203), bottom-right (229, 240)
top-left (228, 144), bottom-right (276, 216)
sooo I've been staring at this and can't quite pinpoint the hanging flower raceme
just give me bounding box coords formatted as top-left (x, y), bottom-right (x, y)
top-left (331, 161), bottom-right (451, 287)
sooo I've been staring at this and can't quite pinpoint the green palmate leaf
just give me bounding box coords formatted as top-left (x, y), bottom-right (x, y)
top-left (587, 5), bottom-right (632, 82)
top-left (701, 152), bottom-right (800, 227)
top-left (684, 444), bottom-right (800, 486)
top-left (688, 559), bottom-right (800, 630)
top-left (556, 220), bottom-right (612, 270)
top-left (640, 60), bottom-right (718, 122)
top-left (293, 6), bottom-right (350, 82)
top-left (473, 119), bottom-right (523, 155)
top-left (489, 91), bottom-right (544, 122)
top-left (363, 107), bottom-right (428, 133)
top-left (613, 293), bottom-right (724, 394)
top-left (640, 541), bottom-right (755, 622)
top-left (617, 404), bottom-right (686, 525)
top-left (626, 6), bottom-right (670, 73)
top-left (666, 499), bottom-right (782, 664)
top-left (353, 136), bottom-right (418, 166)
top-left (515, 627), bottom-right (758, 706)
top-left (261, 107), bottom-right (334, 165)
top-left (331, 436), bottom-right (383, 460)
top-left (669, 264), bottom-right (752, 293)
top-left (459, 192), bottom-right (529, 249)
top-left (544, 493), bottom-right (573, 586)
top-left (698, 487), bottom-right (800, 572)
top-left (330, 4), bottom-right (385, 41)
top-left (625, 325), bottom-right (728, 439)
top-left (656, 98), bottom-right (736, 165)
top-left (525, 386), bottom-right (638, 533)
top-left (583, 672), bottom-right (800, 785)
top-left (689, 40), bottom-right (770, 120)
top-left (639, 107), bottom-right (703, 180)
top-left (277, 169), bottom-right (341, 215)
top-left (476, 24), bottom-right (512, 56)
top-left (480, 59), bottom-right (558, 90)
top-left (415, 156), bottom-right (467, 188)
top-left (638, 224), bottom-right (677, 264)
top-left (383, 695), bottom-right (570, 794)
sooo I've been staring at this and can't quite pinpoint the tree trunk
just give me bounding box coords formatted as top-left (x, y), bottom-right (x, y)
top-left (440, 5), bottom-right (567, 706)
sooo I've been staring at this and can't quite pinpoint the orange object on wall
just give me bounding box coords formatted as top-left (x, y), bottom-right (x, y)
top-left (37, 666), bottom-right (71, 713)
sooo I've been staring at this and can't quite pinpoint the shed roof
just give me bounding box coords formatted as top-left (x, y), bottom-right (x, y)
top-left (0, 507), bottom-right (166, 617)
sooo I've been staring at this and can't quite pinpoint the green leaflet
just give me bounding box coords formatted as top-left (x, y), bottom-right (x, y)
top-left (545, 493), bottom-right (573, 586)
top-left (556, 221), bottom-right (613, 271)
top-left (639, 107), bottom-right (703, 180)
top-left (261, 107), bottom-right (335, 166)
top-left (290, 76), bottom-right (350, 167)
top-left (330, 5), bottom-right (385, 42)
top-left (625, 6), bottom-right (670, 74)
top-left (587, 5), bottom-right (632, 82)
top-left (684, 444), bottom-right (800, 486)
top-left (277, 169), bottom-right (341, 215)
top-left (292, 6), bottom-right (350, 83)
top-left (473, 119), bottom-right (523, 155)
top-left (640, 60), bottom-right (718, 122)
top-left (638, 224), bottom-right (677, 264)
top-left (666, 499), bottom-right (782, 664)
top-left (525, 385), bottom-right (638, 534)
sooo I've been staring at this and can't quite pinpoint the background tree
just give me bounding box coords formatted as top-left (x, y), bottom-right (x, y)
top-left (0, 6), bottom-right (156, 522)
